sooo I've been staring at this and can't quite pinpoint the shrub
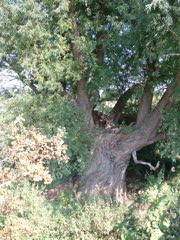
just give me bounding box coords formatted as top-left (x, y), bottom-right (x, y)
top-left (0, 169), bottom-right (179, 240)
top-left (50, 194), bottom-right (126, 240)
top-left (113, 171), bottom-right (180, 240)
top-left (0, 93), bottom-right (92, 178)
top-left (0, 182), bottom-right (60, 240)
top-left (0, 116), bottom-right (69, 186)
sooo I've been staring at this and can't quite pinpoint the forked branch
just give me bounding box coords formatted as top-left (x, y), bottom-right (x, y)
top-left (132, 151), bottom-right (160, 171)
top-left (139, 70), bottom-right (180, 136)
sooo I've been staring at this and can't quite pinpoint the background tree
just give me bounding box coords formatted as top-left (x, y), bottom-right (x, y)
top-left (0, 0), bottom-right (179, 202)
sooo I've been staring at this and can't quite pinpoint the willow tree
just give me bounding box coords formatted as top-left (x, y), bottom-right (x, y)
top-left (0, 0), bottom-right (179, 202)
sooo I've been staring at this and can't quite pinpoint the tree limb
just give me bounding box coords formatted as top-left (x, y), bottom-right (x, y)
top-left (136, 61), bottom-right (158, 125)
top-left (132, 151), bottom-right (160, 171)
top-left (68, 1), bottom-right (94, 130)
top-left (136, 83), bottom-right (153, 125)
top-left (109, 84), bottom-right (139, 125)
top-left (134, 71), bottom-right (179, 144)
top-left (147, 132), bottom-right (166, 145)
top-left (157, 70), bottom-right (180, 110)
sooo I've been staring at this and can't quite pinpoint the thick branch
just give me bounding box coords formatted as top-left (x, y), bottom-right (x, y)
top-left (146, 132), bottom-right (166, 145)
top-left (68, 1), bottom-right (94, 130)
top-left (109, 84), bottom-right (139, 125)
top-left (157, 70), bottom-right (180, 110)
top-left (76, 79), bottom-right (95, 129)
top-left (132, 151), bottom-right (160, 171)
top-left (136, 61), bottom-right (158, 125)
top-left (135, 70), bottom-right (180, 143)
top-left (136, 83), bottom-right (153, 125)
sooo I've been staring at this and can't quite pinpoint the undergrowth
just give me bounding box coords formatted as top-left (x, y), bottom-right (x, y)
top-left (0, 171), bottom-right (179, 240)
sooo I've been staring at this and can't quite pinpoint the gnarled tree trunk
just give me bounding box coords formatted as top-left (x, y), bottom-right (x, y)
top-left (77, 76), bottom-right (180, 202)
top-left (46, 71), bottom-right (179, 202)
top-left (77, 131), bottom-right (131, 202)
top-left (77, 106), bottom-right (163, 202)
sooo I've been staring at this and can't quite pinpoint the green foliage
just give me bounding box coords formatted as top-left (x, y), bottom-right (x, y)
top-left (158, 88), bottom-right (180, 162)
top-left (113, 171), bottom-right (180, 240)
top-left (0, 179), bottom-right (124, 240)
top-left (0, 0), bottom-right (77, 90)
top-left (0, 0), bottom-right (178, 96)
top-left (0, 0), bottom-right (179, 238)
top-left (122, 125), bottom-right (134, 134)
top-left (52, 195), bottom-right (124, 240)
top-left (0, 93), bottom-right (92, 182)
top-left (0, 181), bottom-right (56, 240)
top-left (0, 171), bottom-right (179, 240)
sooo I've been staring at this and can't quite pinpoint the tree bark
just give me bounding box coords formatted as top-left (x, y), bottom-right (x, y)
top-left (77, 69), bottom-right (179, 202)
top-left (77, 131), bottom-right (131, 202)
top-left (157, 70), bottom-right (180, 109)
top-left (76, 78), bottom-right (95, 130)
top-left (136, 83), bottom-right (153, 125)
top-left (109, 84), bottom-right (139, 125)
top-left (136, 60), bottom-right (156, 125)
top-left (77, 113), bottom-right (162, 202)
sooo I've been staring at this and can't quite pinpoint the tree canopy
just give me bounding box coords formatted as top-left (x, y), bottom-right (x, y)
top-left (0, 0), bottom-right (179, 93)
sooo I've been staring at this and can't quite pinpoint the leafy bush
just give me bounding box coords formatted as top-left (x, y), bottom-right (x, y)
top-left (0, 183), bottom-right (124, 240)
top-left (52, 194), bottom-right (125, 240)
top-left (113, 171), bottom-right (180, 240)
top-left (0, 116), bottom-right (69, 185)
top-left (158, 88), bottom-right (180, 163)
top-left (0, 182), bottom-right (58, 240)
top-left (0, 93), bottom-right (92, 179)
top-left (0, 167), bottom-right (179, 240)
